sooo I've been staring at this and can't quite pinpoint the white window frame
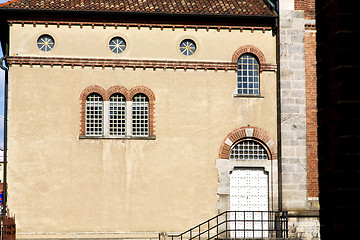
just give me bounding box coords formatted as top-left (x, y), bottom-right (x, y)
top-left (236, 53), bottom-right (260, 96)
top-left (109, 93), bottom-right (127, 137)
top-left (85, 93), bottom-right (103, 136)
top-left (131, 94), bottom-right (149, 137)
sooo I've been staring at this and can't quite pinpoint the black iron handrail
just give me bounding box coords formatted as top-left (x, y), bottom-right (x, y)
top-left (163, 211), bottom-right (288, 240)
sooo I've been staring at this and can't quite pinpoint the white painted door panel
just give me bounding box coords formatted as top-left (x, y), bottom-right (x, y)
top-left (230, 169), bottom-right (269, 238)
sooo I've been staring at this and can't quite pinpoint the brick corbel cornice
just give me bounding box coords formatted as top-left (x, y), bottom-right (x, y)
top-left (9, 20), bottom-right (273, 33)
top-left (7, 56), bottom-right (237, 71)
top-left (7, 56), bottom-right (277, 72)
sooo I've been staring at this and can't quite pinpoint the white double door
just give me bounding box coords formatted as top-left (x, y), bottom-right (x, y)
top-left (230, 168), bottom-right (269, 238)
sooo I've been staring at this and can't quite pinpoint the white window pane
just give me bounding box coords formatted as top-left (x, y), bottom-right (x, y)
top-left (237, 54), bottom-right (260, 95)
top-left (109, 93), bottom-right (126, 136)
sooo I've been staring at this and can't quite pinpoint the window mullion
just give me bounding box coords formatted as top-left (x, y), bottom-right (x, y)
top-left (103, 101), bottom-right (110, 137)
top-left (126, 100), bottom-right (132, 137)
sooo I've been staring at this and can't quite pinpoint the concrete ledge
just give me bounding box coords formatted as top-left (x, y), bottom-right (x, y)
top-left (288, 210), bottom-right (320, 218)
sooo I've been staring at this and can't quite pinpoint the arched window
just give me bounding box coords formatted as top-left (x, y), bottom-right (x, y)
top-left (237, 53), bottom-right (260, 95)
top-left (230, 140), bottom-right (269, 160)
top-left (86, 93), bottom-right (103, 136)
top-left (81, 85), bottom-right (155, 138)
top-left (109, 93), bottom-right (126, 136)
top-left (132, 94), bottom-right (149, 136)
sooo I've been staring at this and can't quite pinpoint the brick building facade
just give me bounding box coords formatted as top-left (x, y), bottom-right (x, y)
top-left (0, 0), bottom-right (320, 239)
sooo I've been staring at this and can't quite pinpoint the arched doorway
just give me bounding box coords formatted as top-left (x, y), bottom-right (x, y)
top-left (216, 127), bottom-right (278, 238)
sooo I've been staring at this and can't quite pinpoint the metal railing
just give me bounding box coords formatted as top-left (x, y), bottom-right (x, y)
top-left (165, 211), bottom-right (288, 240)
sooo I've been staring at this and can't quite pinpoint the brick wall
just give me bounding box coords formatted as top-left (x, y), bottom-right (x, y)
top-left (305, 31), bottom-right (318, 198)
top-left (295, 0), bottom-right (315, 20)
top-left (293, 0), bottom-right (319, 199)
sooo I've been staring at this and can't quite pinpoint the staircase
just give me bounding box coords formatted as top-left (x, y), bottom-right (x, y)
top-left (161, 211), bottom-right (288, 240)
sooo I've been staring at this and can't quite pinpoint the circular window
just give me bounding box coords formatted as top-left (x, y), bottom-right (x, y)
top-left (37, 34), bottom-right (55, 52)
top-left (179, 39), bottom-right (196, 56)
top-left (109, 37), bottom-right (126, 54)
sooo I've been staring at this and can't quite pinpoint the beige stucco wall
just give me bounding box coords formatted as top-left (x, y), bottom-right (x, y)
top-left (7, 23), bottom-right (277, 237)
top-left (10, 23), bottom-right (275, 62)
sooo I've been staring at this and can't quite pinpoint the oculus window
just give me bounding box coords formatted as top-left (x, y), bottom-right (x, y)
top-left (180, 39), bottom-right (196, 56)
top-left (109, 37), bottom-right (126, 54)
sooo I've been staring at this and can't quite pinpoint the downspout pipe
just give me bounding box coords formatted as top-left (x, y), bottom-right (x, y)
top-left (0, 47), bottom-right (8, 218)
top-left (276, 19), bottom-right (283, 212)
top-left (272, 2), bottom-right (283, 212)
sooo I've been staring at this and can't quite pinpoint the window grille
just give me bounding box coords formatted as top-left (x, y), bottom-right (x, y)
top-left (37, 34), bottom-right (55, 52)
top-left (86, 93), bottom-right (103, 136)
top-left (230, 140), bottom-right (268, 160)
top-left (109, 36), bottom-right (126, 54)
top-left (237, 53), bottom-right (260, 95)
top-left (132, 94), bottom-right (149, 136)
top-left (109, 93), bottom-right (126, 136)
top-left (179, 39), bottom-right (197, 56)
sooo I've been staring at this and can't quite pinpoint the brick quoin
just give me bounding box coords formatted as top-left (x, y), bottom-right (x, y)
top-left (79, 85), bottom-right (156, 137)
top-left (219, 126), bottom-right (277, 160)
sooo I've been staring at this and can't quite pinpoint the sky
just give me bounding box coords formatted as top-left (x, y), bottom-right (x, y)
top-left (0, 0), bottom-right (9, 148)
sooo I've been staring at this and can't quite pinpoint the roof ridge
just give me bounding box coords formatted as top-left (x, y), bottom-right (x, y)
top-left (0, 0), bottom-right (21, 7)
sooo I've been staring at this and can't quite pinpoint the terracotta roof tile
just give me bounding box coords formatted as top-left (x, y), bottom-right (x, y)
top-left (0, 0), bottom-right (275, 16)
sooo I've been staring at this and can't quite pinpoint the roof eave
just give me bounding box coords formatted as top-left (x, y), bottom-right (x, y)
top-left (0, 7), bottom-right (276, 20)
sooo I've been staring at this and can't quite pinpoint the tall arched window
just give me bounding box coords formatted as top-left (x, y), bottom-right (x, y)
top-left (237, 53), bottom-right (260, 95)
top-left (230, 140), bottom-right (269, 160)
top-left (109, 93), bottom-right (126, 136)
top-left (86, 93), bottom-right (103, 136)
top-left (132, 93), bottom-right (149, 136)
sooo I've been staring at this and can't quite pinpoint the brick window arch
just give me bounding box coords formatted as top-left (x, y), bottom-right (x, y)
top-left (107, 85), bottom-right (129, 100)
top-left (128, 85), bottom-right (156, 102)
top-left (219, 126), bottom-right (277, 160)
top-left (80, 85), bottom-right (155, 138)
top-left (232, 45), bottom-right (266, 67)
